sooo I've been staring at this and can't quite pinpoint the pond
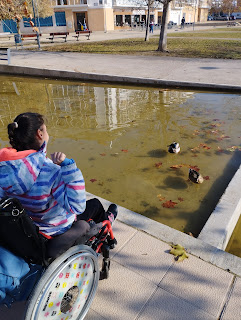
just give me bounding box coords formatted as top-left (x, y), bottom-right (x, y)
top-left (0, 75), bottom-right (240, 238)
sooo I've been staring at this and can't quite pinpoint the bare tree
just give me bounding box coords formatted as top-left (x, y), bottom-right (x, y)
top-left (157, 0), bottom-right (172, 51)
top-left (0, 0), bottom-right (53, 33)
top-left (134, 0), bottom-right (173, 51)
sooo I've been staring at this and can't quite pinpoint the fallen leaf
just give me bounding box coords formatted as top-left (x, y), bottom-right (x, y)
top-left (90, 179), bottom-right (97, 183)
top-left (154, 162), bottom-right (162, 168)
top-left (169, 244), bottom-right (189, 262)
top-left (178, 197), bottom-right (184, 202)
top-left (177, 252), bottom-right (189, 262)
top-left (157, 194), bottom-right (166, 201)
top-left (162, 200), bottom-right (178, 208)
top-left (100, 153), bottom-right (106, 156)
top-left (121, 149), bottom-right (128, 153)
top-left (188, 232), bottom-right (194, 237)
top-left (203, 176), bottom-right (210, 180)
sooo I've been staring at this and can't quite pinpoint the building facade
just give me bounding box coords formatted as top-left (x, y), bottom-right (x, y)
top-left (0, 0), bottom-right (210, 34)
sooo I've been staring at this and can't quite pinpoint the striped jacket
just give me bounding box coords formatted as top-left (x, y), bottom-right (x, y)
top-left (0, 143), bottom-right (86, 236)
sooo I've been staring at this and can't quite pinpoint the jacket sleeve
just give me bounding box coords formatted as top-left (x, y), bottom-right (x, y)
top-left (51, 162), bottom-right (86, 215)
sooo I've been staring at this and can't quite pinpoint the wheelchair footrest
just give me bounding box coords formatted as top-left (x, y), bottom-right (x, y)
top-left (99, 257), bottom-right (110, 280)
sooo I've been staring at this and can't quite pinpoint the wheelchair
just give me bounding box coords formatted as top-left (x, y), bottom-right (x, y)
top-left (0, 199), bottom-right (117, 320)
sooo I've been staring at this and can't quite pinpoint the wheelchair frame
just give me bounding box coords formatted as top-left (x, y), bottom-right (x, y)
top-left (25, 220), bottom-right (117, 320)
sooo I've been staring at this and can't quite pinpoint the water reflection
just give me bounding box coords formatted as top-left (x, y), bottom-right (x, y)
top-left (0, 75), bottom-right (240, 239)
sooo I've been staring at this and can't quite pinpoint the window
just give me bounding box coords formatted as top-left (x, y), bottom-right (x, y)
top-left (2, 19), bottom-right (17, 33)
top-left (23, 16), bottom-right (53, 27)
top-left (115, 15), bottom-right (122, 26)
top-left (99, 0), bottom-right (103, 4)
top-left (55, 12), bottom-right (66, 26)
top-left (57, 0), bottom-right (67, 4)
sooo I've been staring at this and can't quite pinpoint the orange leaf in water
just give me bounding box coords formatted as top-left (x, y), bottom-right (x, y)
top-left (189, 165), bottom-right (200, 171)
top-left (154, 162), bottom-right (162, 168)
top-left (100, 153), bottom-right (106, 156)
top-left (199, 143), bottom-right (211, 150)
top-left (121, 149), bottom-right (128, 153)
top-left (203, 176), bottom-right (210, 180)
top-left (157, 194), bottom-right (166, 201)
top-left (170, 164), bottom-right (183, 169)
top-left (162, 200), bottom-right (178, 208)
top-left (90, 179), bottom-right (97, 183)
top-left (178, 197), bottom-right (184, 202)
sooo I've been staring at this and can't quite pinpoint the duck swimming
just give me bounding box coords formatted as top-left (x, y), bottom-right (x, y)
top-left (168, 142), bottom-right (180, 154)
top-left (189, 169), bottom-right (204, 184)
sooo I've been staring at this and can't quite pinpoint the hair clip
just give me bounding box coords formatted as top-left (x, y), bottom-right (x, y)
top-left (13, 122), bottom-right (18, 129)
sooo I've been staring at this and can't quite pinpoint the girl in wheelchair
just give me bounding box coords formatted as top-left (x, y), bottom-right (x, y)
top-left (0, 112), bottom-right (118, 319)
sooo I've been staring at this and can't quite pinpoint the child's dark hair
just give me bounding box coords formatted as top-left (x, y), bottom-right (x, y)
top-left (8, 112), bottom-right (45, 151)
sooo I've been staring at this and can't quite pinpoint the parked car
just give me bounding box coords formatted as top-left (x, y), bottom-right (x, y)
top-left (214, 15), bottom-right (229, 20)
top-left (207, 15), bottom-right (213, 21)
top-left (229, 15), bottom-right (236, 20)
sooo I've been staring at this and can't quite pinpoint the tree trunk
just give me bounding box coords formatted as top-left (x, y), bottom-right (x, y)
top-left (157, 0), bottom-right (170, 52)
top-left (145, 0), bottom-right (151, 41)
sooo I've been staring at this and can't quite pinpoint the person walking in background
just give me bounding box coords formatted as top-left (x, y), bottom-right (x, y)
top-left (150, 20), bottom-right (154, 33)
top-left (181, 16), bottom-right (185, 28)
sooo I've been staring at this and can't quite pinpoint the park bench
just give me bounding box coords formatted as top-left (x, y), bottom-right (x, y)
top-left (47, 32), bottom-right (69, 43)
top-left (0, 32), bottom-right (12, 41)
top-left (72, 30), bottom-right (92, 41)
top-left (21, 33), bottom-right (42, 41)
top-left (0, 48), bottom-right (10, 64)
top-left (227, 21), bottom-right (236, 27)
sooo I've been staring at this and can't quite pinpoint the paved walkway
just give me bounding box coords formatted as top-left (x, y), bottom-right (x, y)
top-left (1, 33), bottom-right (241, 91)
top-left (0, 31), bottom-right (241, 319)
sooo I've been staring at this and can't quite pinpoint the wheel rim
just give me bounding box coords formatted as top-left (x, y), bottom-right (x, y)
top-left (27, 246), bottom-right (99, 320)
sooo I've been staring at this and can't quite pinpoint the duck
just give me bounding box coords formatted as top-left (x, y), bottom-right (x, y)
top-left (189, 169), bottom-right (204, 184)
top-left (168, 142), bottom-right (180, 154)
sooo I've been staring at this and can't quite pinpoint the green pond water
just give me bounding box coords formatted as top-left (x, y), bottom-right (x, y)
top-left (0, 75), bottom-right (240, 246)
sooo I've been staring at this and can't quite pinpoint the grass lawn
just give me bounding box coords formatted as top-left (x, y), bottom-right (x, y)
top-left (41, 37), bottom-right (241, 59)
top-left (168, 31), bottom-right (241, 39)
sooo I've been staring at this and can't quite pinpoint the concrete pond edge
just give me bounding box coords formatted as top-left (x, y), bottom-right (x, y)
top-left (0, 64), bottom-right (241, 92)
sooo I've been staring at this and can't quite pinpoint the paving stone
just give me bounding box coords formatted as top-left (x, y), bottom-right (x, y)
top-left (221, 276), bottom-right (241, 320)
top-left (110, 221), bottom-right (138, 258)
top-left (138, 287), bottom-right (216, 320)
top-left (159, 254), bottom-right (234, 317)
top-left (90, 260), bottom-right (156, 320)
top-left (113, 231), bottom-right (174, 285)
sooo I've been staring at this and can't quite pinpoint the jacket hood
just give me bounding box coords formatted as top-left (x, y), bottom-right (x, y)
top-left (0, 143), bottom-right (47, 196)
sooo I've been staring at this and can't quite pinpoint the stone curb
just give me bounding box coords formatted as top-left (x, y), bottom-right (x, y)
top-left (0, 64), bottom-right (241, 93)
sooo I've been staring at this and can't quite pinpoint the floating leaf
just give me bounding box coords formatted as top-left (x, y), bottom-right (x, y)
top-left (189, 165), bottom-right (200, 171)
top-left (169, 244), bottom-right (189, 262)
top-left (178, 197), bottom-right (184, 202)
top-left (226, 146), bottom-right (241, 152)
top-left (121, 149), bottom-right (128, 153)
top-left (154, 162), bottom-right (162, 169)
top-left (170, 164), bottom-right (183, 169)
top-left (199, 143), bottom-right (211, 150)
top-left (162, 200), bottom-right (178, 208)
top-left (203, 176), bottom-right (210, 180)
top-left (157, 194), bottom-right (166, 201)
top-left (90, 179), bottom-right (97, 183)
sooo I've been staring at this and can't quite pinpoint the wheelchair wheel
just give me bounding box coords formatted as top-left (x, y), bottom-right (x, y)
top-left (25, 245), bottom-right (99, 320)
